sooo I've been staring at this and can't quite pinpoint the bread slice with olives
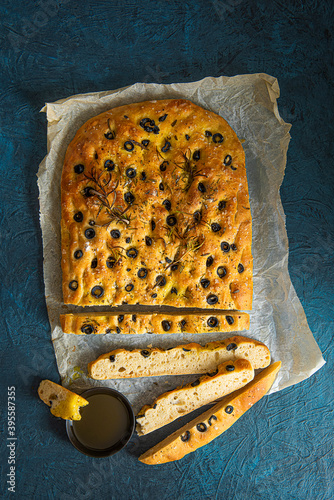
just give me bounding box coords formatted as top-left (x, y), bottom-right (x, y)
top-left (60, 311), bottom-right (249, 335)
top-left (139, 361), bottom-right (281, 464)
top-left (88, 335), bottom-right (270, 380)
top-left (38, 380), bottom-right (88, 420)
top-left (136, 358), bottom-right (254, 436)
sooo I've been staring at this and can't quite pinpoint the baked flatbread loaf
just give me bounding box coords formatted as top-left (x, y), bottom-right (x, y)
top-left (61, 99), bottom-right (252, 309)
top-left (136, 358), bottom-right (254, 436)
top-left (37, 380), bottom-right (88, 420)
top-left (60, 311), bottom-right (249, 335)
top-left (88, 336), bottom-right (270, 380)
top-left (139, 361), bottom-right (281, 464)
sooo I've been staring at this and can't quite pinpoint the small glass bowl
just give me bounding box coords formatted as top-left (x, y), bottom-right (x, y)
top-left (66, 387), bottom-right (135, 458)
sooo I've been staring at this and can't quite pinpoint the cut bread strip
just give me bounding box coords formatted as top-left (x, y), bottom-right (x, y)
top-left (88, 336), bottom-right (270, 380)
top-left (136, 358), bottom-right (254, 436)
top-left (139, 361), bottom-right (281, 464)
top-left (60, 312), bottom-right (250, 335)
top-left (38, 380), bottom-right (88, 420)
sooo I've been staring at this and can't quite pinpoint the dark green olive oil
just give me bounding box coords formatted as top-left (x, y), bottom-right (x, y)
top-left (72, 393), bottom-right (131, 450)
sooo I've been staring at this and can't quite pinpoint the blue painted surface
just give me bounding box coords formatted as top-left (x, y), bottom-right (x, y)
top-left (0, 1), bottom-right (333, 499)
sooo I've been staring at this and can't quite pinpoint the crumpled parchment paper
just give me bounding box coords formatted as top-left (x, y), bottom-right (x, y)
top-left (38, 74), bottom-right (325, 413)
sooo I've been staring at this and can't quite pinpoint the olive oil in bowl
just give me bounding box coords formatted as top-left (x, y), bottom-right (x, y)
top-left (66, 388), bottom-right (135, 457)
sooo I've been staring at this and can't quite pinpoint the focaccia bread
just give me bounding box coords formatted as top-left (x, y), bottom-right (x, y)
top-left (60, 311), bottom-right (249, 335)
top-left (61, 99), bottom-right (252, 309)
top-left (139, 361), bottom-right (281, 464)
top-left (88, 336), bottom-right (270, 380)
top-left (37, 380), bottom-right (88, 420)
top-left (136, 358), bottom-right (254, 436)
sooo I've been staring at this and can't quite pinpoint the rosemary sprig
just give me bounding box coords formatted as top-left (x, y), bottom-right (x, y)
top-left (174, 149), bottom-right (207, 192)
top-left (165, 235), bottom-right (205, 271)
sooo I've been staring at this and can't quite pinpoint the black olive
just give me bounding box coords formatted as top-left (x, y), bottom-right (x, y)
top-left (238, 263), bottom-right (244, 273)
top-left (159, 114), bottom-right (168, 122)
top-left (124, 115), bottom-right (128, 119)
top-left (85, 228), bottom-right (95, 239)
top-left (124, 192), bottom-right (135, 204)
top-left (116, 315), bottom-right (124, 324)
top-left (83, 187), bottom-right (94, 197)
top-left (226, 342), bottom-right (237, 351)
top-left (132, 314), bottom-right (137, 322)
top-left (109, 355), bottom-right (115, 362)
top-left (193, 150), bottom-right (201, 161)
top-left (139, 118), bottom-right (152, 128)
top-left (74, 164), bottom-right (84, 174)
top-left (159, 182), bottom-right (164, 191)
top-left (160, 161), bottom-right (169, 171)
top-left (180, 320), bottom-right (187, 329)
top-left (125, 283), bottom-right (134, 292)
top-left (226, 316), bottom-right (234, 325)
top-left (206, 256), bottom-right (214, 267)
top-left (226, 365), bottom-right (235, 371)
top-left (126, 237), bottom-right (131, 244)
top-left (105, 131), bottom-right (115, 140)
top-left (74, 212), bottom-right (83, 222)
top-left (198, 182), bottom-right (206, 193)
top-left (145, 236), bottom-right (152, 246)
top-left (166, 215), bottom-right (177, 226)
top-left (151, 220), bottom-right (156, 231)
top-left (211, 223), bottom-right (221, 232)
top-left (152, 403), bottom-right (157, 409)
top-left (162, 320), bottom-right (171, 332)
top-left (207, 369), bottom-right (218, 377)
top-left (161, 141), bottom-right (171, 153)
top-left (163, 199), bottom-right (171, 211)
top-left (185, 134), bottom-right (190, 140)
top-left (151, 293), bottom-right (157, 298)
top-left (138, 268), bottom-right (148, 279)
top-left (126, 167), bottom-right (136, 178)
top-left (180, 431), bottom-right (190, 442)
top-left (225, 405), bottom-right (234, 414)
top-left (81, 324), bottom-right (94, 335)
top-left (141, 171), bottom-right (147, 180)
top-left (207, 294), bottom-right (218, 305)
top-left (111, 229), bottom-right (121, 239)
top-left (155, 275), bottom-right (166, 287)
top-left (191, 379), bottom-right (200, 387)
top-left (218, 200), bottom-right (226, 211)
top-left (231, 243), bottom-right (237, 251)
top-left (126, 248), bottom-right (138, 258)
top-left (170, 287), bottom-right (177, 294)
top-left (200, 278), bottom-right (210, 289)
top-left (106, 256), bottom-right (116, 268)
top-left (224, 155), bottom-right (232, 166)
top-left (91, 286), bottom-right (104, 298)
top-left (124, 141), bottom-right (134, 151)
top-left (69, 280), bottom-right (78, 291)
top-left (91, 258), bottom-right (97, 269)
top-left (205, 131), bottom-right (212, 137)
top-left (141, 350), bottom-right (150, 357)
top-left (153, 125), bottom-right (160, 134)
top-left (207, 316), bottom-right (219, 328)
top-left (208, 415), bottom-right (217, 426)
top-left (141, 139), bottom-right (150, 147)
top-left (171, 264), bottom-right (178, 271)
top-left (74, 250), bottom-right (83, 259)
top-left (104, 160), bottom-right (115, 171)
top-left (221, 241), bottom-right (230, 252)
top-left (217, 266), bottom-right (227, 278)
top-left (193, 211), bottom-right (202, 223)
top-left (165, 257), bottom-right (172, 263)
top-left (212, 133), bottom-right (224, 143)
top-left (196, 423), bottom-right (207, 432)
top-left (94, 152), bottom-right (98, 160)
top-left (116, 327), bottom-right (121, 334)
top-left (231, 165), bottom-right (237, 171)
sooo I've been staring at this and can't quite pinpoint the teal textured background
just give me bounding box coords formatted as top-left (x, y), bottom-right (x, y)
top-left (0, 1), bottom-right (333, 499)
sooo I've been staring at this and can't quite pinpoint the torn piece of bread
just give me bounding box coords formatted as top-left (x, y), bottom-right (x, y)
top-left (38, 380), bottom-right (88, 420)
top-left (88, 336), bottom-right (270, 380)
top-left (136, 359), bottom-right (254, 436)
top-left (139, 361), bottom-right (281, 464)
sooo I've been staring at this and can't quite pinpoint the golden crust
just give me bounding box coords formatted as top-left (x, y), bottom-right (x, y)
top-left (60, 311), bottom-right (249, 335)
top-left (61, 99), bottom-right (252, 309)
top-left (139, 361), bottom-right (281, 464)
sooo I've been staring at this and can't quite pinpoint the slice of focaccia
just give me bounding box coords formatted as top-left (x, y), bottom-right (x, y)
top-left (60, 311), bottom-right (250, 335)
top-left (88, 336), bottom-right (270, 380)
top-left (61, 99), bottom-right (252, 310)
top-left (139, 361), bottom-right (281, 464)
top-left (38, 380), bottom-right (88, 420)
top-left (136, 358), bottom-right (254, 436)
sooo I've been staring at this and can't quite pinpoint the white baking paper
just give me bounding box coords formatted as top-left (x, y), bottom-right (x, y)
top-left (38, 74), bottom-right (325, 413)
